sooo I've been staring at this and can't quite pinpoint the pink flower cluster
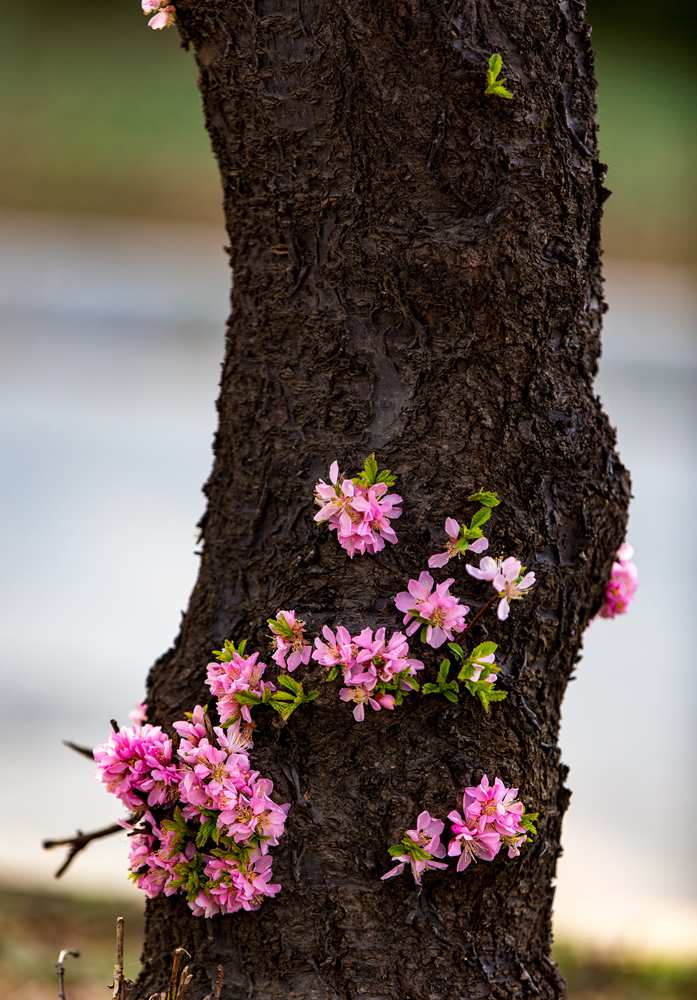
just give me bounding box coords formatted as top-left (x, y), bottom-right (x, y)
top-left (467, 556), bottom-right (535, 621)
top-left (314, 461), bottom-right (402, 558)
top-left (141, 0), bottom-right (176, 29)
top-left (93, 723), bottom-right (180, 811)
top-left (394, 571), bottom-right (469, 648)
top-left (598, 542), bottom-right (638, 619)
top-left (95, 656), bottom-right (290, 917)
top-left (268, 610), bottom-right (312, 672)
top-left (207, 647), bottom-right (275, 724)
top-left (313, 625), bottom-right (423, 721)
top-left (382, 775), bottom-right (534, 884)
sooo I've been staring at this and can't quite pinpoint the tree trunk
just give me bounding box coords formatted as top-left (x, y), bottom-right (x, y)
top-left (140, 1), bottom-right (629, 996)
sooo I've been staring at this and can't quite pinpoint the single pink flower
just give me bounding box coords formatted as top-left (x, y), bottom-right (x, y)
top-left (268, 609), bottom-right (312, 672)
top-left (447, 813), bottom-right (501, 872)
top-left (148, 5), bottom-right (176, 29)
top-left (467, 555), bottom-right (535, 620)
top-left (428, 517), bottom-right (489, 569)
top-left (381, 810), bottom-right (448, 885)
top-left (463, 775), bottom-right (525, 837)
top-left (394, 571), bottom-right (469, 648)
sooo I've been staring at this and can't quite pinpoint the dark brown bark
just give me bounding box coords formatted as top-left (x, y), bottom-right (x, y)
top-left (140, 1), bottom-right (629, 996)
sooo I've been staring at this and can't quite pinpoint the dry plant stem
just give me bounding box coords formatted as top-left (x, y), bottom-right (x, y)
top-left (464, 592), bottom-right (500, 634)
top-left (62, 739), bottom-right (95, 760)
top-left (56, 948), bottom-right (80, 1000)
top-left (111, 916), bottom-right (127, 1000)
top-left (43, 822), bottom-right (125, 878)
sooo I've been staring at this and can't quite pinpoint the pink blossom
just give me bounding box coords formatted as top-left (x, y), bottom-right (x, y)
top-left (128, 702), bottom-right (148, 727)
top-left (147, 5), bottom-right (176, 29)
top-left (312, 625), bottom-right (355, 672)
top-left (463, 775), bottom-right (525, 837)
top-left (381, 810), bottom-right (448, 885)
top-left (141, 0), bottom-right (162, 11)
top-left (467, 555), bottom-right (535, 620)
top-left (94, 723), bottom-right (180, 810)
top-left (268, 609), bottom-right (312, 672)
top-left (339, 682), bottom-right (380, 722)
top-left (394, 571), bottom-right (469, 648)
top-left (598, 542), bottom-right (638, 619)
top-left (447, 816), bottom-right (501, 872)
top-left (313, 461), bottom-right (402, 558)
top-left (206, 650), bottom-right (274, 723)
top-left (428, 517), bottom-right (489, 569)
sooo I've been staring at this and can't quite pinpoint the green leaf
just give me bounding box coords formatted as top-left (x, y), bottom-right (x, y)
top-left (326, 666), bottom-right (340, 682)
top-left (419, 625), bottom-right (429, 644)
top-left (422, 683), bottom-right (439, 695)
top-left (388, 844), bottom-right (405, 857)
top-left (270, 690), bottom-right (294, 701)
top-left (271, 699), bottom-right (296, 721)
top-left (278, 674), bottom-right (302, 695)
top-left (305, 689), bottom-right (320, 702)
top-left (447, 642), bottom-right (464, 661)
top-left (444, 689), bottom-right (460, 704)
top-left (470, 507), bottom-right (492, 529)
top-left (488, 52), bottom-right (502, 78)
top-left (437, 659), bottom-right (451, 684)
top-left (468, 490), bottom-right (501, 508)
top-left (235, 691), bottom-right (261, 706)
top-left (471, 641), bottom-right (497, 659)
top-left (364, 453), bottom-right (379, 484)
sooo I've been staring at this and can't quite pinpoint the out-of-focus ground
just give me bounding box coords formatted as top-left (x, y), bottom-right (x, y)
top-left (0, 0), bottom-right (695, 994)
top-left (1, 886), bottom-right (696, 1000)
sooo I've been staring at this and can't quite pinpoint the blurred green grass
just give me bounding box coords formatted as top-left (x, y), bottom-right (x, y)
top-left (0, 6), bottom-right (694, 262)
top-left (1, 884), bottom-right (696, 1000)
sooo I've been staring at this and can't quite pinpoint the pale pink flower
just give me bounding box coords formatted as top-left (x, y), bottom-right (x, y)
top-left (598, 542), bottom-right (638, 619)
top-left (381, 810), bottom-right (448, 885)
top-left (94, 723), bottom-right (180, 810)
top-left (268, 609), bottom-right (312, 672)
top-left (463, 775), bottom-right (524, 837)
top-left (394, 571), bottom-right (469, 648)
top-left (428, 517), bottom-right (489, 569)
top-left (313, 462), bottom-right (402, 558)
top-left (206, 650), bottom-right (274, 723)
top-left (467, 555), bottom-right (535, 620)
top-left (128, 702), bottom-right (148, 727)
top-left (312, 625), bottom-right (355, 672)
top-left (339, 682), bottom-right (380, 722)
top-left (148, 5), bottom-right (176, 29)
top-left (141, 0), bottom-right (162, 11)
top-left (447, 814), bottom-right (501, 872)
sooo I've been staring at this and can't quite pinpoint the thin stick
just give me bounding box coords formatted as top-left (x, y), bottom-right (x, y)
top-left (62, 739), bottom-right (94, 760)
top-left (465, 592), bottom-right (499, 634)
top-left (111, 916), bottom-right (125, 999)
top-left (169, 948), bottom-right (191, 999)
top-left (43, 822), bottom-right (124, 878)
top-left (56, 948), bottom-right (80, 1000)
top-left (212, 965), bottom-right (224, 1000)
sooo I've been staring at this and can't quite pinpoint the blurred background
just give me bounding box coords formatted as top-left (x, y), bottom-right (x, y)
top-left (0, 2), bottom-right (695, 998)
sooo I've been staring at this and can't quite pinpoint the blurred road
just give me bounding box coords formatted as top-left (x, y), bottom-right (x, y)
top-left (0, 213), bottom-right (695, 955)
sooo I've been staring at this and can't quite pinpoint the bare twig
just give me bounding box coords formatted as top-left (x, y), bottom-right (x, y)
top-left (169, 948), bottom-right (193, 1000)
top-left (62, 739), bottom-right (94, 760)
top-left (111, 916), bottom-right (125, 999)
top-left (202, 965), bottom-right (224, 1000)
top-left (43, 822), bottom-right (124, 878)
top-left (56, 948), bottom-right (80, 1000)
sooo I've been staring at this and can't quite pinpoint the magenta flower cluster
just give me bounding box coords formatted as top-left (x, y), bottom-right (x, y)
top-left (314, 457), bottom-right (402, 558)
top-left (141, 0), bottom-right (175, 29)
top-left (313, 626), bottom-right (424, 721)
top-left (94, 659), bottom-right (290, 917)
top-left (598, 542), bottom-right (638, 619)
top-left (382, 775), bottom-right (536, 885)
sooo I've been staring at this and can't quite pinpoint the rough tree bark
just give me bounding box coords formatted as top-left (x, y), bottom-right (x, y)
top-left (140, 1), bottom-right (629, 996)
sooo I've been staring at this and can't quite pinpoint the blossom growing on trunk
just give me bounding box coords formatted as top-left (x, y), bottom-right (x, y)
top-left (394, 571), bottom-right (469, 647)
top-left (382, 810), bottom-right (448, 885)
top-left (428, 517), bottom-right (489, 569)
top-left (313, 457), bottom-right (402, 558)
top-left (598, 542), bottom-right (638, 618)
top-left (206, 648), bottom-right (274, 723)
top-left (267, 609), bottom-right (312, 672)
top-left (313, 624), bottom-right (423, 720)
top-left (94, 723), bottom-right (180, 810)
top-left (466, 555), bottom-right (535, 620)
top-left (143, 3), bottom-right (176, 29)
top-left (446, 775), bottom-right (532, 873)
